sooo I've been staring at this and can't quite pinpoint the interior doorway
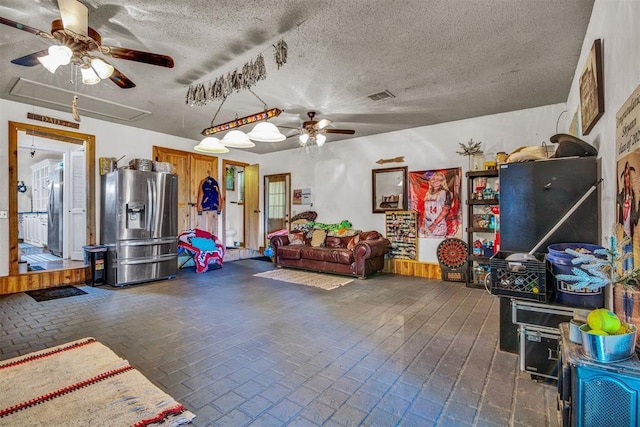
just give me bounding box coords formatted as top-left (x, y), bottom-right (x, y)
top-left (4, 121), bottom-right (96, 294)
top-left (222, 160), bottom-right (249, 249)
top-left (264, 173), bottom-right (291, 247)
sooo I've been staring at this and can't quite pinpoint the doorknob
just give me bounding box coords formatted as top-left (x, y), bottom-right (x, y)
top-left (254, 210), bottom-right (260, 213)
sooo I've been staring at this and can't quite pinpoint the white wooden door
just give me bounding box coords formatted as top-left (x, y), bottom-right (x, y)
top-left (69, 150), bottom-right (86, 260)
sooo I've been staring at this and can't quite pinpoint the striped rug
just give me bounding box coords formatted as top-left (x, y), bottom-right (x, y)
top-left (0, 338), bottom-right (195, 425)
top-left (254, 269), bottom-right (354, 290)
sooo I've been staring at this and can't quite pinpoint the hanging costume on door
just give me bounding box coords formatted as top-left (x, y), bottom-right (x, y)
top-left (196, 176), bottom-right (223, 236)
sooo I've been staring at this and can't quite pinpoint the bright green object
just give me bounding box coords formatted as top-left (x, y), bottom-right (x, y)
top-left (587, 308), bottom-right (621, 334)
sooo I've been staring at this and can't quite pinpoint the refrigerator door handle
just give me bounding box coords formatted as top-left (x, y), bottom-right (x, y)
top-left (119, 238), bottom-right (177, 246)
top-left (119, 253), bottom-right (177, 265)
top-left (146, 178), bottom-right (154, 233)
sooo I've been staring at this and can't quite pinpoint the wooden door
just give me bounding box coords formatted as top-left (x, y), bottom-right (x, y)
top-left (190, 155), bottom-right (220, 229)
top-left (152, 146), bottom-right (218, 233)
top-left (264, 173), bottom-right (290, 238)
top-left (245, 164), bottom-right (260, 250)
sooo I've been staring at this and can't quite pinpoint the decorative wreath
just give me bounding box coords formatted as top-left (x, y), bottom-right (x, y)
top-left (436, 238), bottom-right (468, 268)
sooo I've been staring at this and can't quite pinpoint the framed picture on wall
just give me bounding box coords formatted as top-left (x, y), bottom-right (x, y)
top-left (372, 167), bottom-right (408, 213)
top-left (579, 39), bottom-right (604, 135)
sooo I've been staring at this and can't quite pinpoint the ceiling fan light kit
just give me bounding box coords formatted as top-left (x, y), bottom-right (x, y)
top-left (37, 45), bottom-right (73, 73)
top-left (291, 111), bottom-right (356, 147)
top-left (194, 136), bottom-right (229, 153)
top-left (1, 0), bottom-right (174, 89)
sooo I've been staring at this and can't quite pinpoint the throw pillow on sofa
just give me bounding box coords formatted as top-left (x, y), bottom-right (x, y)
top-left (288, 232), bottom-right (306, 245)
top-left (310, 229), bottom-right (327, 247)
top-left (325, 237), bottom-right (345, 248)
top-left (347, 234), bottom-right (360, 250)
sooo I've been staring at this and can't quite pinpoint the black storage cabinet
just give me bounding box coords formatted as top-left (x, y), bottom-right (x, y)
top-left (83, 245), bottom-right (107, 285)
top-left (499, 157), bottom-right (599, 253)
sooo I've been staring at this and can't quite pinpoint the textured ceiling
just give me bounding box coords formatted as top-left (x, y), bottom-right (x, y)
top-left (0, 0), bottom-right (594, 154)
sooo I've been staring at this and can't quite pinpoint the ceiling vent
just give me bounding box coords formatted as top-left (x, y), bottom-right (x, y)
top-left (10, 78), bottom-right (151, 122)
top-left (368, 89), bottom-right (395, 101)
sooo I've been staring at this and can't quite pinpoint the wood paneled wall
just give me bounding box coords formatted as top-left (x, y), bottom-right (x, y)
top-left (0, 267), bottom-right (88, 295)
top-left (383, 259), bottom-right (442, 279)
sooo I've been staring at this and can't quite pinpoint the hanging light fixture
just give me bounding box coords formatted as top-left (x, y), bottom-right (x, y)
top-left (221, 130), bottom-right (255, 148)
top-left (247, 121), bottom-right (285, 142)
top-left (194, 136), bottom-right (229, 153)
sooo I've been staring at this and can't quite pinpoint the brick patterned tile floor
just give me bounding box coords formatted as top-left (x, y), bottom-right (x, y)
top-left (0, 259), bottom-right (559, 426)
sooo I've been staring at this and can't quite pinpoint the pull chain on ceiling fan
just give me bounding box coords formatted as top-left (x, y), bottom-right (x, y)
top-left (0, 0), bottom-right (174, 89)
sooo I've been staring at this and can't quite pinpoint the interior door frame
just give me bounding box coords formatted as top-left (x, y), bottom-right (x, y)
top-left (3, 121), bottom-right (96, 293)
top-left (263, 173), bottom-right (291, 248)
top-left (222, 159), bottom-right (249, 248)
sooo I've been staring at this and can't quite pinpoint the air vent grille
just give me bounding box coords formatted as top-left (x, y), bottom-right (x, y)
top-left (368, 90), bottom-right (395, 101)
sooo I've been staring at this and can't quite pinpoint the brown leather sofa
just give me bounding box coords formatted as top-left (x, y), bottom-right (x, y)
top-left (270, 230), bottom-right (391, 279)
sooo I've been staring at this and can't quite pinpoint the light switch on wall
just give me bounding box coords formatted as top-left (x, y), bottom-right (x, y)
top-left (0, 211), bottom-right (7, 219)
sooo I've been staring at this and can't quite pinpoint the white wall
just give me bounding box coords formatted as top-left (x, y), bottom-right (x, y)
top-left (259, 104), bottom-right (567, 262)
top-left (561, 0), bottom-right (640, 236)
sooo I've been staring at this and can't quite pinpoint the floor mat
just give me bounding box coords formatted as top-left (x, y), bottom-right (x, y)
top-left (253, 269), bottom-right (354, 290)
top-left (21, 253), bottom-right (61, 264)
top-left (29, 266), bottom-right (45, 271)
top-left (25, 285), bottom-right (88, 302)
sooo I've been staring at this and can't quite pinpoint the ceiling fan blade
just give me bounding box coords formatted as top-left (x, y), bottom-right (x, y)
top-left (100, 46), bottom-right (175, 68)
top-left (0, 17), bottom-right (52, 38)
top-left (10, 50), bottom-right (50, 66)
top-left (317, 119), bottom-right (332, 129)
top-left (323, 129), bottom-right (355, 135)
top-left (108, 66), bottom-right (136, 89)
top-left (58, 0), bottom-right (88, 36)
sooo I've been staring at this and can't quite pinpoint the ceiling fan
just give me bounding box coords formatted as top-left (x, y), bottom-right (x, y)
top-left (285, 111), bottom-right (355, 147)
top-left (0, 0), bottom-right (174, 89)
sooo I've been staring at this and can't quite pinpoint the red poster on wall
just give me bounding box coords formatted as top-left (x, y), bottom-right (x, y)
top-left (409, 168), bottom-right (462, 239)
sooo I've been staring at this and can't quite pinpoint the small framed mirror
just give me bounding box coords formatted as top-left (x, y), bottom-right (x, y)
top-left (372, 166), bottom-right (408, 213)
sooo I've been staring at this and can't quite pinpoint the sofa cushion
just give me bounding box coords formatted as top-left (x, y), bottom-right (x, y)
top-left (288, 232), bottom-right (306, 246)
top-left (278, 245), bottom-right (304, 260)
top-left (310, 229), bottom-right (327, 247)
top-left (360, 230), bottom-right (381, 241)
top-left (300, 247), bottom-right (354, 265)
top-left (325, 237), bottom-right (345, 248)
top-left (347, 234), bottom-right (360, 250)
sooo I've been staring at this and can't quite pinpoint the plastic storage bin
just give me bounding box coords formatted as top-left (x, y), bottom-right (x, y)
top-left (547, 243), bottom-right (605, 308)
top-left (490, 251), bottom-right (547, 302)
top-left (83, 245), bottom-right (107, 286)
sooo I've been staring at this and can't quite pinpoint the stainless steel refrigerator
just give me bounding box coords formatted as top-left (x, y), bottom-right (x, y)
top-left (47, 164), bottom-right (63, 257)
top-left (100, 169), bottom-right (178, 286)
